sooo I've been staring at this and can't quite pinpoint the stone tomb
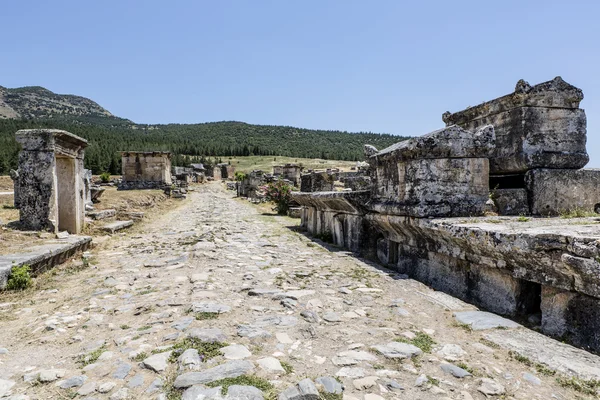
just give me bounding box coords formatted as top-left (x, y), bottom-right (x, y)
top-left (15, 129), bottom-right (88, 234)
top-left (444, 77), bottom-right (600, 215)
top-left (119, 151), bottom-right (172, 190)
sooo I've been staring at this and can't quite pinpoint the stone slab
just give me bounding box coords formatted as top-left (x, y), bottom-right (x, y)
top-left (87, 209), bottom-right (116, 220)
top-left (102, 220), bottom-right (134, 233)
top-left (454, 311), bottom-right (522, 330)
top-left (483, 329), bottom-right (600, 380)
top-left (0, 235), bottom-right (92, 289)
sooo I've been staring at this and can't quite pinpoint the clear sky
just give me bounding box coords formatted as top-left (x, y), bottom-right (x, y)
top-left (2, 0), bottom-right (599, 167)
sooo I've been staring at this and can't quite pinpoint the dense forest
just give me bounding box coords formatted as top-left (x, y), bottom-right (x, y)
top-left (0, 117), bottom-right (408, 175)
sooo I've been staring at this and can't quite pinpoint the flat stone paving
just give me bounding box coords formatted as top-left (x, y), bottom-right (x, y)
top-left (1, 184), bottom-right (599, 399)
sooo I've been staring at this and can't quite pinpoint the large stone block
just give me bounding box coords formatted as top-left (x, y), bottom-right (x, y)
top-left (526, 168), bottom-right (600, 216)
top-left (493, 188), bottom-right (529, 216)
top-left (541, 286), bottom-right (600, 351)
top-left (368, 125), bottom-right (494, 218)
top-left (443, 77), bottom-right (588, 175)
top-left (15, 129), bottom-right (88, 234)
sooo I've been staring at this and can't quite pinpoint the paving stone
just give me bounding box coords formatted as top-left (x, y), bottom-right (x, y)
top-left (77, 382), bottom-right (97, 395)
top-left (315, 376), bottom-right (343, 394)
top-left (227, 385), bottom-right (264, 400)
top-left (128, 374), bottom-right (145, 388)
top-left (257, 357), bottom-right (285, 373)
top-left (477, 378), bottom-right (506, 395)
top-left (98, 381), bottom-right (116, 393)
top-left (172, 317), bottom-right (195, 331)
top-left (187, 328), bottom-right (228, 343)
top-left (143, 351), bottom-right (172, 372)
top-left (220, 344), bottom-right (252, 360)
top-left (370, 342), bottom-right (422, 359)
top-left (322, 312), bottom-right (342, 322)
top-left (58, 375), bottom-right (87, 388)
top-left (237, 325), bottom-right (272, 339)
top-left (0, 379), bottom-right (15, 397)
top-left (182, 385), bottom-right (223, 400)
top-left (192, 303), bottom-right (231, 314)
top-left (39, 369), bottom-right (66, 382)
top-left (113, 363), bottom-right (132, 379)
top-left (440, 363), bottom-right (472, 378)
top-left (174, 360), bottom-right (255, 388)
top-left (454, 311), bottom-right (522, 330)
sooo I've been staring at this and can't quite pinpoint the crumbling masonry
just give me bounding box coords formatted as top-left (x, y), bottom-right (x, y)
top-left (293, 77), bottom-right (600, 352)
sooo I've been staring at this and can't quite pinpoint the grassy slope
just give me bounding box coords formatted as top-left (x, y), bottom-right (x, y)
top-left (220, 155), bottom-right (358, 174)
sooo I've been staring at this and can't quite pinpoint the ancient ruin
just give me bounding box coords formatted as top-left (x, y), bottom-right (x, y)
top-left (119, 151), bottom-right (172, 190)
top-left (294, 77), bottom-right (600, 352)
top-left (273, 164), bottom-right (303, 186)
top-left (14, 129), bottom-right (88, 234)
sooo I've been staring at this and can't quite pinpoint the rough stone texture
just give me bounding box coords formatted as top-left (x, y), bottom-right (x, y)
top-left (492, 188), bottom-right (529, 216)
top-left (526, 168), bottom-right (600, 215)
top-left (102, 220), bottom-right (134, 233)
top-left (15, 129), bottom-right (88, 234)
top-left (119, 151), bottom-right (172, 190)
top-left (173, 360), bottom-right (254, 388)
top-left (454, 311), bottom-right (522, 330)
top-left (484, 328), bottom-right (600, 380)
top-left (541, 286), bottom-right (600, 351)
top-left (300, 172), bottom-right (335, 193)
top-left (87, 209), bottom-right (116, 220)
top-left (443, 77), bottom-right (588, 175)
top-left (273, 164), bottom-right (303, 186)
top-left (0, 235), bottom-right (92, 289)
top-left (367, 124), bottom-right (495, 218)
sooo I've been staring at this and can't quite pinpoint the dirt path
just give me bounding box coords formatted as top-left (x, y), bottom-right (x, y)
top-left (0, 184), bottom-right (595, 399)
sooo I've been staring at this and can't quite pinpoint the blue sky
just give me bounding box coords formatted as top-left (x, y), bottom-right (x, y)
top-left (2, 0), bottom-right (599, 167)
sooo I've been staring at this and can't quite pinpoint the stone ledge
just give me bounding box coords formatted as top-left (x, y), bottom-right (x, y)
top-left (0, 235), bottom-right (92, 289)
top-left (102, 220), bottom-right (134, 233)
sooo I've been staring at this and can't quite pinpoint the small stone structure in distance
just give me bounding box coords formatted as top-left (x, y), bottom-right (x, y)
top-left (15, 129), bottom-right (88, 234)
top-left (118, 151), bottom-right (172, 190)
top-left (293, 77), bottom-right (600, 353)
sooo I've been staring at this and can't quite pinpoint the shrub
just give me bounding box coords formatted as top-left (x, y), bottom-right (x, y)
top-left (234, 171), bottom-right (247, 182)
top-left (99, 172), bottom-right (111, 183)
top-left (6, 264), bottom-right (32, 291)
top-left (260, 180), bottom-right (293, 215)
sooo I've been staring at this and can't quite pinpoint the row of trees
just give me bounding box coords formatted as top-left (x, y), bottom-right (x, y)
top-left (0, 117), bottom-right (407, 175)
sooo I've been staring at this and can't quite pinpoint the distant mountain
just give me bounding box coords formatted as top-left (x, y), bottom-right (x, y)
top-left (0, 85), bottom-right (121, 121)
top-left (0, 85), bottom-right (409, 175)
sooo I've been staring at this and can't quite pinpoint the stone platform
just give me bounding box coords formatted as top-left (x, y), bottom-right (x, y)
top-left (0, 235), bottom-right (92, 288)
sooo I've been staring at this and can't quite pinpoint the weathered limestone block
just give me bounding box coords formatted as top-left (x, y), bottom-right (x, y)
top-left (492, 189), bottom-right (529, 216)
top-left (119, 151), bottom-right (172, 190)
top-left (9, 169), bottom-right (20, 208)
top-left (300, 172), bottom-right (335, 192)
top-left (541, 286), bottom-right (600, 351)
top-left (15, 129), bottom-right (88, 234)
top-left (368, 125), bottom-right (495, 217)
top-left (443, 77), bottom-right (588, 174)
top-left (525, 168), bottom-right (600, 216)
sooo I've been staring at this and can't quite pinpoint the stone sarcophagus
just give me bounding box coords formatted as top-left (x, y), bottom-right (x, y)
top-left (368, 124), bottom-right (495, 217)
top-left (442, 76), bottom-right (588, 175)
top-left (119, 151), bottom-right (172, 190)
top-left (15, 129), bottom-right (88, 234)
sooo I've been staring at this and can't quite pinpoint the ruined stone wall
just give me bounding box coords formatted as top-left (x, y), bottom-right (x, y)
top-left (120, 152), bottom-right (172, 190)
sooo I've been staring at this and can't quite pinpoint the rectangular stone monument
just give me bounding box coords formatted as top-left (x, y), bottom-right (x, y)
top-left (15, 129), bottom-right (88, 234)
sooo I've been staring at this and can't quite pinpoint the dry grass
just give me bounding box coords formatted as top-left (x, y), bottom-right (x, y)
top-left (0, 176), bottom-right (13, 191)
top-left (219, 155), bottom-right (357, 174)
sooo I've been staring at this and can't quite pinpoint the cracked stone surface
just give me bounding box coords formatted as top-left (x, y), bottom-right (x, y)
top-left (0, 184), bottom-right (599, 400)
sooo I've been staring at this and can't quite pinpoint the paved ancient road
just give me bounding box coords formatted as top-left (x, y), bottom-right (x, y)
top-left (0, 184), bottom-right (595, 399)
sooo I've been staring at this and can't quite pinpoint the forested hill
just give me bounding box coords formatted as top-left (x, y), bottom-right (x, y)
top-left (0, 118), bottom-right (407, 174)
top-left (0, 86), bottom-right (409, 174)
